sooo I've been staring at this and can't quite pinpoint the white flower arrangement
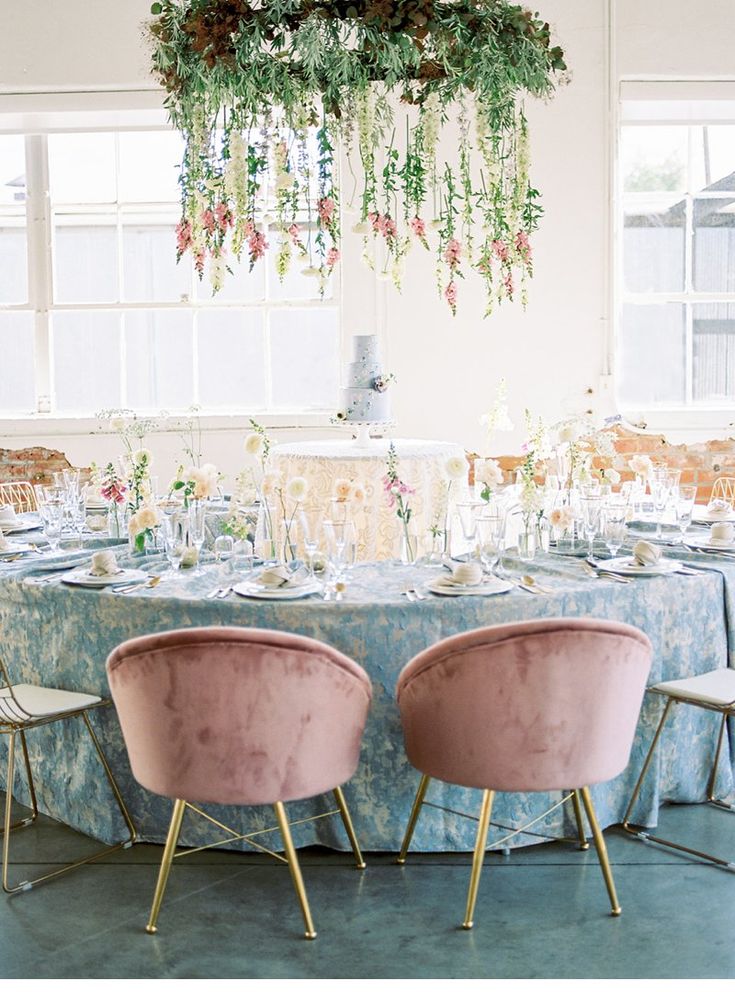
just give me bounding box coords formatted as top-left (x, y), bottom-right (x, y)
top-left (444, 455), bottom-right (468, 482)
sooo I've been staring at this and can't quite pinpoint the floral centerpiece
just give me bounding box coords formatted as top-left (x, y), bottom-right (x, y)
top-left (147, 0), bottom-right (566, 315)
top-left (384, 442), bottom-right (417, 563)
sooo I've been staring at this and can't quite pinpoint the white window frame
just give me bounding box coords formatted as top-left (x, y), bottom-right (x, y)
top-left (615, 81), bottom-right (735, 435)
top-left (0, 98), bottom-right (345, 435)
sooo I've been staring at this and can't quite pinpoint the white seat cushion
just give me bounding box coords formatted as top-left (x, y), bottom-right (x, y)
top-left (653, 669), bottom-right (735, 708)
top-left (0, 683), bottom-right (102, 721)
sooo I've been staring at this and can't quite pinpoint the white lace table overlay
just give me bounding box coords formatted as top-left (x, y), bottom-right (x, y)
top-left (270, 438), bottom-right (466, 560)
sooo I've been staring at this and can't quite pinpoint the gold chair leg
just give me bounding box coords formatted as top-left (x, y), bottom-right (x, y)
top-left (462, 789), bottom-right (494, 930)
top-left (146, 798), bottom-right (186, 934)
top-left (622, 697), bottom-right (675, 831)
top-left (570, 790), bottom-right (590, 850)
top-left (0, 730), bottom-right (38, 833)
top-left (706, 712), bottom-right (728, 803)
top-left (579, 787), bottom-right (621, 917)
top-left (274, 801), bottom-right (317, 940)
top-left (82, 711), bottom-right (137, 844)
top-left (333, 786), bottom-right (366, 870)
top-left (2, 732), bottom-right (17, 893)
top-left (396, 773), bottom-right (430, 865)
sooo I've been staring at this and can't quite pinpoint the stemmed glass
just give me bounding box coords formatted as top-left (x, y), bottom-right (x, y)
top-left (40, 499), bottom-right (64, 552)
top-left (580, 493), bottom-right (602, 559)
top-left (161, 510), bottom-right (188, 575)
top-left (649, 468), bottom-right (671, 541)
top-left (676, 485), bottom-right (698, 544)
top-left (298, 506), bottom-right (322, 577)
top-left (603, 499), bottom-right (627, 559)
top-left (476, 515), bottom-right (503, 574)
top-left (456, 501), bottom-right (483, 561)
top-left (188, 499), bottom-right (207, 574)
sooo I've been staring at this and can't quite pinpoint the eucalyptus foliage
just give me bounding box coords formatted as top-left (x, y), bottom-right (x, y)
top-left (149, 0), bottom-right (566, 314)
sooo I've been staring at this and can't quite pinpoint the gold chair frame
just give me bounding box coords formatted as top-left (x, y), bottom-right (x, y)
top-left (147, 786), bottom-right (365, 938)
top-left (0, 482), bottom-right (38, 514)
top-left (397, 775), bottom-right (621, 929)
top-left (0, 657), bottom-right (137, 894)
top-left (622, 687), bottom-right (735, 869)
top-left (711, 477), bottom-right (735, 508)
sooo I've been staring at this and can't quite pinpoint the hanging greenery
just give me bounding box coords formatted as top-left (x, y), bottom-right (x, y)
top-left (148, 0), bottom-right (566, 315)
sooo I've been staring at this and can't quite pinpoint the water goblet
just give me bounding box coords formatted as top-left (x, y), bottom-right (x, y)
top-left (298, 507), bottom-right (322, 577)
top-left (213, 535), bottom-right (234, 562)
top-left (649, 468), bottom-right (671, 541)
top-left (161, 511), bottom-right (188, 575)
top-left (41, 500), bottom-right (64, 552)
top-left (580, 494), bottom-right (602, 559)
top-left (188, 499), bottom-right (207, 573)
top-left (603, 501), bottom-right (627, 558)
top-left (476, 515), bottom-right (502, 573)
top-left (676, 484), bottom-right (698, 544)
top-left (456, 501), bottom-right (482, 561)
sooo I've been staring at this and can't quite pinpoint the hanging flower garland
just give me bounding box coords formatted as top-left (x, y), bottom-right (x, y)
top-left (148, 0), bottom-right (566, 315)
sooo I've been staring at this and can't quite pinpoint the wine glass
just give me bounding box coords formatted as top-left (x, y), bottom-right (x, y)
top-left (649, 467), bottom-right (671, 541)
top-left (298, 506), bottom-right (322, 577)
top-left (580, 494), bottom-right (602, 559)
top-left (213, 534), bottom-right (234, 562)
top-left (161, 511), bottom-right (188, 575)
top-left (603, 500), bottom-right (627, 558)
top-left (188, 499), bottom-right (207, 574)
top-left (476, 515), bottom-right (502, 574)
top-left (40, 499), bottom-right (64, 552)
top-left (456, 501), bottom-right (482, 561)
top-left (676, 485), bottom-right (698, 544)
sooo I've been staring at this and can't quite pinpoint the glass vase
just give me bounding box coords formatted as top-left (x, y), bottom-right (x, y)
top-left (518, 521), bottom-right (537, 562)
top-left (254, 500), bottom-right (278, 563)
top-left (400, 530), bottom-right (419, 565)
top-left (128, 526), bottom-right (160, 557)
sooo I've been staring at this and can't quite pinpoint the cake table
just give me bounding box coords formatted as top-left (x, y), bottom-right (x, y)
top-left (269, 438), bottom-right (466, 560)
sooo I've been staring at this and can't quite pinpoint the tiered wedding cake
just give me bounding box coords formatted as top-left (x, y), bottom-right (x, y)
top-left (337, 334), bottom-right (392, 423)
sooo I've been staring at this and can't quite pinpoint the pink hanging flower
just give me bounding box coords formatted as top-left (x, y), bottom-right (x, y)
top-left (326, 247), bottom-right (340, 268)
top-left (492, 239), bottom-right (509, 262)
top-left (382, 216), bottom-right (397, 239)
top-left (175, 219), bottom-right (192, 256)
top-left (287, 223), bottom-right (301, 244)
top-left (243, 218), bottom-right (256, 239)
top-left (248, 229), bottom-right (269, 267)
top-left (215, 202), bottom-right (233, 233)
top-left (504, 272), bottom-right (514, 297)
top-left (444, 281), bottom-right (458, 313)
top-left (317, 197), bottom-right (335, 225)
top-left (368, 211), bottom-right (381, 232)
top-left (201, 209), bottom-right (216, 235)
top-left (515, 230), bottom-right (532, 262)
top-left (444, 238), bottom-right (462, 266)
top-left (101, 481), bottom-right (126, 504)
top-left (410, 216), bottom-right (426, 239)
top-left (194, 249), bottom-right (206, 276)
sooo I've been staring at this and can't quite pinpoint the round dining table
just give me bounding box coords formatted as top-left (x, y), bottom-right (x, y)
top-left (1, 530), bottom-right (733, 856)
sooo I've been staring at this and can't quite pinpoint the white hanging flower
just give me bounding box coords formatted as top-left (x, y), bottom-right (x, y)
top-left (244, 432), bottom-right (265, 458)
top-left (286, 476), bottom-right (309, 502)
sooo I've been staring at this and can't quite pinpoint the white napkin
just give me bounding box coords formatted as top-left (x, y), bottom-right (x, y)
top-left (0, 505), bottom-right (17, 525)
top-left (86, 514), bottom-right (109, 532)
top-left (257, 565), bottom-right (308, 588)
top-left (710, 522), bottom-right (735, 546)
top-left (89, 550), bottom-right (120, 576)
top-left (632, 540), bottom-right (661, 566)
top-left (707, 499), bottom-right (732, 519)
top-left (0, 532), bottom-right (10, 551)
top-left (439, 561), bottom-right (484, 587)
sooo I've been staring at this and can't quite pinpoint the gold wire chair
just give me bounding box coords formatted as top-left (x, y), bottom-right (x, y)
top-left (0, 656), bottom-right (137, 893)
top-left (622, 670), bottom-right (735, 869)
top-left (711, 477), bottom-right (735, 507)
top-left (0, 482), bottom-right (38, 513)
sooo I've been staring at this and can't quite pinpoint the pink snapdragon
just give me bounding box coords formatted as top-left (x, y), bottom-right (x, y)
top-left (317, 197), bottom-right (335, 225)
top-left (194, 249), bottom-right (206, 276)
top-left (215, 202), bottom-right (233, 232)
top-left (410, 216), bottom-right (426, 239)
top-left (492, 239), bottom-right (509, 262)
top-left (287, 223), bottom-right (302, 244)
top-left (248, 229), bottom-right (269, 265)
top-left (382, 474), bottom-right (415, 510)
top-left (175, 219), bottom-right (192, 256)
top-left (515, 230), bottom-right (532, 262)
top-left (101, 481), bottom-right (126, 504)
top-left (367, 212), bottom-right (396, 240)
top-left (326, 247), bottom-right (340, 267)
top-left (504, 272), bottom-right (514, 297)
top-left (444, 281), bottom-right (458, 312)
top-left (443, 238), bottom-right (462, 266)
top-left (201, 209), bottom-right (216, 235)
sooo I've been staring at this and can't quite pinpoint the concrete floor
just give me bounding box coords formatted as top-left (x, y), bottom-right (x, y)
top-left (1, 800), bottom-right (734, 980)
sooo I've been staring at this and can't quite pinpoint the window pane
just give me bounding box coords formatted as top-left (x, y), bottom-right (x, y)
top-left (124, 310), bottom-right (194, 410)
top-left (118, 132), bottom-right (184, 203)
top-left (0, 222), bottom-right (27, 304)
top-left (0, 135), bottom-right (26, 207)
top-left (623, 201), bottom-right (685, 293)
top-left (270, 308), bottom-right (339, 409)
top-left (197, 310), bottom-right (266, 409)
top-left (49, 133), bottom-right (116, 204)
top-left (618, 303), bottom-right (686, 407)
top-left (622, 126), bottom-right (687, 193)
top-left (693, 197), bottom-right (735, 292)
top-left (122, 224), bottom-right (190, 302)
top-left (193, 255), bottom-right (265, 303)
top-left (54, 223), bottom-right (118, 303)
top-left (691, 125), bottom-right (735, 193)
top-left (52, 311), bottom-right (121, 412)
top-left (267, 237), bottom-right (335, 301)
top-left (0, 312), bottom-right (35, 412)
top-left (693, 303), bottom-right (735, 403)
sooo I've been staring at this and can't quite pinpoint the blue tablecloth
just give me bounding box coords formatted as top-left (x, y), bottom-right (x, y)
top-left (0, 537), bottom-right (732, 852)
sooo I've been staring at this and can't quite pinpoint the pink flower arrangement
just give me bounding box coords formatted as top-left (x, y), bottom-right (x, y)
top-left (382, 474), bottom-right (415, 511)
top-left (175, 219), bottom-right (192, 256)
top-left (248, 229), bottom-right (269, 267)
top-left (215, 202), bottom-right (233, 232)
top-left (317, 197), bottom-right (335, 225)
top-left (367, 212), bottom-right (396, 241)
top-left (326, 247), bottom-right (340, 267)
top-left (201, 208), bottom-right (217, 235)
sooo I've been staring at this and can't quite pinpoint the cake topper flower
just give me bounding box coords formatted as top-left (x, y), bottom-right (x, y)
top-left (373, 373), bottom-right (396, 393)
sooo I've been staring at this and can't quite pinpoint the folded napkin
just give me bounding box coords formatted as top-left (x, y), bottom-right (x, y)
top-left (442, 561), bottom-right (484, 587)
top-left (89, 550), bottom-right (120, 577)
top-left (632, 540), bottom-right (661, 566)
top-left (257, 565), bottom-right (309, 588)
top-left (0, 532), bottom-right (10, 551)
top-left (707, 499), bottom-right (732, 519)
top-left (85, 514), bottom-right (109, 533)
top-left (0, 505), bottom-right (17, 525)
top-left (710, 522), bottom-right (735, 546)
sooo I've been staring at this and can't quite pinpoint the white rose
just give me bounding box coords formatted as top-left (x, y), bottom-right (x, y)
top-left (137, 505), bottom-right (160, 530)
top-left (286, 476), bottom-right (308, 503)
top-left (244, 433), bottom-right (264, 458)
top-left (475, 458), bottom-right (504, 488)
top-left (444, 456), bottom-right (467, 482)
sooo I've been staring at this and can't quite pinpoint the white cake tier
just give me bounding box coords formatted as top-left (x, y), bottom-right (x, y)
top-left (351, 334), bottom-right (380, 366)
top-left (340, 387), bottom-right (391, 422)
top-left (346, 360), bottom-right (381, 389)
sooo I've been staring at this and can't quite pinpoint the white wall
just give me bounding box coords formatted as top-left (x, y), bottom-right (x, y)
top-left (2, 1), bottom-right (735, 483)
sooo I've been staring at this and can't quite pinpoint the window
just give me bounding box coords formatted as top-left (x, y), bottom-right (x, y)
top-left (618, 99), bottom-right (735, 417)
top-left (0, 130), bottom-right (339, 417)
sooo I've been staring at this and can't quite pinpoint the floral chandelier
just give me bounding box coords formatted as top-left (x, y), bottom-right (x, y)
top-left (148, 0), bottom-right (566, 314)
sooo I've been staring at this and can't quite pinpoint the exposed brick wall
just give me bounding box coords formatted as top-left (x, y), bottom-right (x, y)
top-left (0, 447), bottom-right (90, 487)
top-left (472, 425), bottom-right (735, 503)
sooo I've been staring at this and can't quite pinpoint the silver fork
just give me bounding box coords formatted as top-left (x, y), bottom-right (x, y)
top-left (403, 587), bottom-right (416, 602)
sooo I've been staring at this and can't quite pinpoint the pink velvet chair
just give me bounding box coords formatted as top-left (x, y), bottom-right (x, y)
top-left (106, 626), bottom-right (372, 939)
top-left (396, 618), bottom-right (652, 928)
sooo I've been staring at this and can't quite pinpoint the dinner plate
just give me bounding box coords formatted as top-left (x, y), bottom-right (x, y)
top-left (684, 536), bottom-right (735, 553)
top-left (62, 567), bottom-right (147, 588)
top-left (32, 554), bottom-right (91, 572)
top-left (0, 542), bottom-right (36, 558)
top-left (692, 505), bottom-right (735, 523)
top-left (1, 519), bottom-right (43, 534)
top-left (426, 577), bottom-right (514, 597)
top-left (233, 580), bottom-right (321, 600)
top-left (593, 556), bottom-right (680, 576)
